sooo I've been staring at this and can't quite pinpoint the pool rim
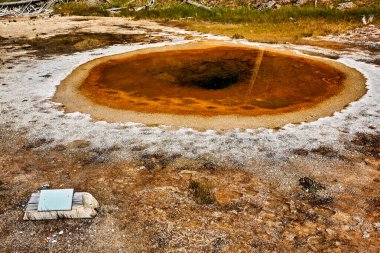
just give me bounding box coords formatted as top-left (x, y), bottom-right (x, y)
top-left (53, 40), bottom-right (367, 130)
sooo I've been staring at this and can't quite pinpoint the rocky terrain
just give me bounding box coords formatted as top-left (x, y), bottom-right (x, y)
top-left (1, 126), bottom-right (379, 252)
top-left (0, 16), bottom-right (379, 252)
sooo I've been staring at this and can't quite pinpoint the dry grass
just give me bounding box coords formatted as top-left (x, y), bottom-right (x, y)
top-left (189, 179), bottom-right (216, 204)
top-left (120, 5), bottom-right (380, 44)
top-left (52, 2), bottom-right (380, 44)
top-left (73, 38), bottom-right (104, 50)
top-left (172, 19), bottom-right (359, 44)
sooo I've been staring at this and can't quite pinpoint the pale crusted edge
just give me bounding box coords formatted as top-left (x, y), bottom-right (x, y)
top-left (53, 40), bottom-right (367, 131)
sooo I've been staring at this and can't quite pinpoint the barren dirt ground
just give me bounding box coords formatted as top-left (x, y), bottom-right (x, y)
top-left (0, 16), bottom-right (379, 252)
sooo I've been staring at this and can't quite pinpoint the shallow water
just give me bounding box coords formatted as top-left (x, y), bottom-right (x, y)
top-left (80, 46), bottom-right (345, 116)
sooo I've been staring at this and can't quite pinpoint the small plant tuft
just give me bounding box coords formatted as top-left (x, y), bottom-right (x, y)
top-left (189, 179), bottom-right (216, 204)
top-left (299, 177), bottom-right (325, 194)
top-left (232, 33), bottom-right (245, 39)
top-left (299, 177), bottom-right (334, 206)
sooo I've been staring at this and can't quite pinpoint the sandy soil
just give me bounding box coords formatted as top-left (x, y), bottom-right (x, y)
top-left (0, 16), bottom-right (379, 252)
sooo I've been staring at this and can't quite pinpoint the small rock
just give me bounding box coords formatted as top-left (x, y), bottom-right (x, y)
top-left (85, 0), bottom-right (101, 6)
top-left (38, 182), bottom-right (51, 190)
top-left (373, 222), bottom-right (380, 231)
top-left (284, 233), bottom-right (295, 241)
top-left (256, 0), bottom-right (277, 10)
top-left (212, 212), bottom-right (222, 218)
top-left (68, 140), bottom-right (91, 149)
top-left (58, 230), bottom-right (63, 235)
top-left (353, 216), bottom-right (364, 226)
top-left (294, 0), bottom-right (308, 7)
top-left (362, 231), bottom-right (370, 238)
top-left (337, 2), bottom-right (356, 10)
top-left (326, 228), bottom-right (334, 235)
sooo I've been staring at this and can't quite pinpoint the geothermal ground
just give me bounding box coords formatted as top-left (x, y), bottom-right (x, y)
top-left (0, 16), bottom-right (379, 252)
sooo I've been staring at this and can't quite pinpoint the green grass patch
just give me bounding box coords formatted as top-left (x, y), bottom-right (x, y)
top-left (119, 5), bottom-right (379, 43)
top-left (52, 2), bottom-right (379, 44)
top-left (181, 19), bottom-right (359, 44)
top-left (121, 4), bottom-right (380, 24)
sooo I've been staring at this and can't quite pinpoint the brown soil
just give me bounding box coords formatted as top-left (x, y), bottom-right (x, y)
top-left (18, 32), bottom-right (167, 56)
top-left (55, 41), bottom-right (366, 130)
top-left (1, 127), bottom-right (380, 252)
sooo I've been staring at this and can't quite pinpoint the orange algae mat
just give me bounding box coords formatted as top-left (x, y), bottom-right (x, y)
top-left (80, 46), bottom-right (345, 116)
